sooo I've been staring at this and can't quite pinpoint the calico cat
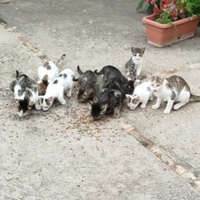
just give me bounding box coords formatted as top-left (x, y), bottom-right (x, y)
top-left (10, 71), bottom-right (39, 116)
top-left (126, 75), bottom-right (154, 110)
top-left (94, 65), bottom-right (134, 94)
top-left (37, 54), bottom-right (66, 95)
top-left (37, 68), bottom-right (74, 111)
top-left (152, 75), bottom-right (200, 114)
top-left (125, 47), bottom-right (145, 80)
top-left (73, 65), bottom-right (99, 103)
top-left (90, 77), bottom-right (126, 120)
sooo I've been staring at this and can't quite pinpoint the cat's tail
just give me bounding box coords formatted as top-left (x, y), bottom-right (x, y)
top-left (94, 69), bottom-right (103, 75)
top-left (190, 94), bottom-right (200, 102)
top-left (55, 54), bottom-right (66, 67)
top-left (77, 65), bottom-right (84, 75)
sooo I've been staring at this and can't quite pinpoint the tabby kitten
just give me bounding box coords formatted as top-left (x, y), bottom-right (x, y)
top-left (37, 54), bottom-right (66, 95)
top-left (152, 75), bottom-right (200, 114)
top-left (94, 65), bottom-right (134, 94)
top-left (10, 71), bottom-right (39, 116)
top-left (90, 77), bottom-right (126, 120)
top-left (125, 47), bottom-right (145, 80)
top-left (74, 65), bottom-right (99, 103)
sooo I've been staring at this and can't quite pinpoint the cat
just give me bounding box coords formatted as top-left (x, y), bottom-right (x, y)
top-left (73, 65), bottom-right (99, 103)
top-left (151, 75), bottom-right (200, 114)
top-left (126, 74), bottom-right (154, 110)
top-left (37, 54), bottom-right (66, 95)
top-left (37, 68), bottom-right (74, 111)
top-left (94, 65), bottom-right (134, 94)
top-left (9, 70), bottom-right (39, 116)
top-left (90, 77), bottom-right (126, 120)
top-left (125, 47), bottom-right (145, 81)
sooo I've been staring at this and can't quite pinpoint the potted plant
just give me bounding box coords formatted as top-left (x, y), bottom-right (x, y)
top-left (137, 0), bottom-right (200, 47)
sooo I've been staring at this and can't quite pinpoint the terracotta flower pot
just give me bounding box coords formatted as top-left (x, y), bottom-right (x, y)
top-left (142, 14), bottom-right (200, 47)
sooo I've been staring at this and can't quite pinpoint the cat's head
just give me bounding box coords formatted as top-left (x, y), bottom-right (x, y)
top-left (125, 79), bottom-right (135, 94)
top-left (90, 101), bottom-right (108, 120)
top-left (16, 98), bottom-right (34, 116)
top-left (150, 76), bottom-right (164, 92)
top-left (131, 47), bottom-right (145, 60)
top-left (126, 94), bottom-right (140, 110)
top-left (36, 96), bottom-right (54, 111)
top-left (77, 88), bottom-right (95, 103)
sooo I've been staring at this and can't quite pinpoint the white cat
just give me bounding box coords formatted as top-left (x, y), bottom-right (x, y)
top-left (126, 75), bottom-right (154, 110)
top-left (37, 68), bottom-right (74, 111)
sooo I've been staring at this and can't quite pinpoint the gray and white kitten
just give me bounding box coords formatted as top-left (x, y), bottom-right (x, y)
top-left (74, 65), bottom-right (99, 103)
top-left (94, 65), bottom-right (134, 94)
top-left (90, 77), bottom-right (126, 120)
top-left (125, 47), bottom-right (145, 80)
top-left (10, 71), bottom-right (39, 116)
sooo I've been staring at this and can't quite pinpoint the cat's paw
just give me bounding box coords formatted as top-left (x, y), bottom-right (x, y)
top-left (114, 111), bottom-right (120, 118)
top-left (61, 100), bottom-right (66, 105)
top-left (163, 109), bottom-right (171, 114)
top-left (140, 104), bottom-right (146, 109)
top-left (152, 104), bottom-right (159, 110)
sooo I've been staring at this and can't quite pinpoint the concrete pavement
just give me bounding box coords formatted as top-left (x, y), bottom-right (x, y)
top-left (0, 0), bottom-right (200, 199)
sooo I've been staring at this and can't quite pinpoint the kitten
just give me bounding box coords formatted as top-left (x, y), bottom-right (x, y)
top-left (94, 65), bottom-right (134, 94)
top-left (37, 54), bottom-right (66, 95)
top-left (74, 65), bottom-right (99, 103)
top-left (126, 75), bottom-right (154, 110)
top-left (37, 68), bottom-right (74, 111)
top-left (9, 71), bottom-right (39, 116)
top-left (90, 78), bottom-right (126, 120)
top-left (125, 47), bottom-right (145, 80)
top-left (152, 75), bottom-right (200, 114)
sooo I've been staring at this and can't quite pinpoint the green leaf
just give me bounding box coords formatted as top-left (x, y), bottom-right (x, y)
top-left (137, 0), bottom-right (145, 11)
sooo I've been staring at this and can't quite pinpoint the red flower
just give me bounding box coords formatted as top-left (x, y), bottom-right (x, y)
top-left (163, 4), bottom-right (168, 9)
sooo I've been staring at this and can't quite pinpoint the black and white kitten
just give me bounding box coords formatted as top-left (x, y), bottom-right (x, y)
top-left (90, 77), bottom-right (126, 120)
top-left (125, 47), bottom-right (145, 80)
top-left (10, 71), bottom-right (39, 116)
top-left (73, 65), bottom-right (99, 103)
top-left (94, 65), bottom-right (134, 94)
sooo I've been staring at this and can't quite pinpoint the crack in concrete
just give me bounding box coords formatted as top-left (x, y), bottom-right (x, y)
top-left (116, 117), bottom-right (200, 193)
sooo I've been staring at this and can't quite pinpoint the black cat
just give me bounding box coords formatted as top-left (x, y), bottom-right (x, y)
top-left (90, 77), bottom-right (126, 120)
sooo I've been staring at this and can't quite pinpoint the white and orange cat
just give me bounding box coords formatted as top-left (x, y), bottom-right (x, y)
top-left (37, 68), bottom-right (74, 111)
top-left (37, 54), bottom-right (66, 95)
top-left (152, 75), bottom-right (200, 114)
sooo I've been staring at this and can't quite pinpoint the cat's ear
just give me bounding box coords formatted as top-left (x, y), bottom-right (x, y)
top-left (48, 96), bottom-right (53, 102)
top-left (141, 47), bottom-right (145, 54)
top-left (131, 47), bottom-right (135, 54)
top-left (146, 73), bottom-right (152, 81)
top-left (133, 95), bottom-right (140, 103)
top-left (125, 94), bottom-right (132, 102)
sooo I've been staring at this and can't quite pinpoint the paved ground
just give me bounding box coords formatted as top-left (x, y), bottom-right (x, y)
top-left (0, 0), bottom-right (200, 199)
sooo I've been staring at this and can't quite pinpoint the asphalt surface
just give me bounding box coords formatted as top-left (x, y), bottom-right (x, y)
top-left (0, 0), bottom-right (200, 199)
